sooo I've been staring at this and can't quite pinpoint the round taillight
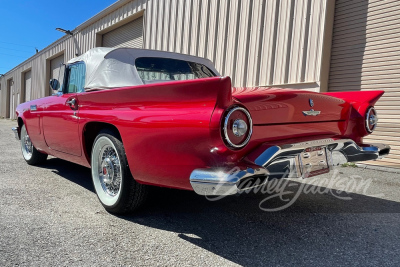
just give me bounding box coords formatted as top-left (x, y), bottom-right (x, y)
top-left (223, 107), bottom-right (252, 149)
top-left (365, 107), bottom-right (378, 133)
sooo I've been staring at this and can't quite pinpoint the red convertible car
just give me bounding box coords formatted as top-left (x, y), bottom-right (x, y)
top-left (12, 47), bottom-right (390, 214)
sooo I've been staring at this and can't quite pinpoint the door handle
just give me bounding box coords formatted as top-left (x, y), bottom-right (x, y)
top-left (66, 99), bottom-right (76, 105)
top-left (66, 98), bottom-right (78, 110)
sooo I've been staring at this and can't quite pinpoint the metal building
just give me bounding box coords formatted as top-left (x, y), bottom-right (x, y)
top-left (0, 0), bottom-right (398, 167)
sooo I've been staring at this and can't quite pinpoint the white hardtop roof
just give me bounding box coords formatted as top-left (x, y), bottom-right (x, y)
top-left (67, 47), bottom-right (220, 90)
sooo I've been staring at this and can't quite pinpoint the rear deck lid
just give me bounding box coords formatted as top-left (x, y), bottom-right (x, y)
top-left (232, 87), bottom-right (351, 125)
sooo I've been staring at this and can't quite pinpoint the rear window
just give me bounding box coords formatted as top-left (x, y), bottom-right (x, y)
top-left (135, 57), bottom-right (216, 84)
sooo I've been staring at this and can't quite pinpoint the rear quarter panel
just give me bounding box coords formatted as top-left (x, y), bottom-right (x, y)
top-left (77, 77), bottom-right (232, 190)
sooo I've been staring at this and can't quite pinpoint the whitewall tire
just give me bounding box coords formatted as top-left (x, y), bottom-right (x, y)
top-left (91, 129), bottom-right (148, 214)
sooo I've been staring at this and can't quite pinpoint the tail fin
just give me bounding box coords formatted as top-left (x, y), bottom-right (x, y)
top-left (215, 76), bottom-right (233, 109)
top-left (323, 91), bottom-right (384, 112)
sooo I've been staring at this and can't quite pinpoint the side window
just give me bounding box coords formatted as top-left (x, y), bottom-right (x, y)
top-left (66, 62), bottom-right (86, 93)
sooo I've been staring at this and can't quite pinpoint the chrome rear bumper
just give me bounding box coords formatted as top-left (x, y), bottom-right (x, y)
top-left (12, 127), bottom-right (20, 140)
top-left (190, 165), bottom-right (269, 196)
top-left (190, 138), bottom-right (390, 196)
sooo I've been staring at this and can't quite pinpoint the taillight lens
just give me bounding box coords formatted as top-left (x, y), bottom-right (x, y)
top-left (223, 106), bottom-right (252, 149)
top-left (365, 107), bottom-right (378, 133)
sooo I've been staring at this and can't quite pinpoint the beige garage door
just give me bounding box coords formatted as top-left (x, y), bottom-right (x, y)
top-left (329, 0), bottom-right (400, 167)
top-left (102, 17), bottom-right (143, 48)
top-left (8, 79), bottom-right (14, 119)
top-left (50, 55), bottom-right (64, 95)
top-left (24, 70), bottom-right (32, 102)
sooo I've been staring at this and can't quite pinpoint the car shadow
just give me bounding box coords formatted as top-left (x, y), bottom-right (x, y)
top-left (40, 158), bottom-right (94, 192)
top-left (121, 186), bottom-right (400, 265)
top-left (41, 158), bottom-right (400, 266)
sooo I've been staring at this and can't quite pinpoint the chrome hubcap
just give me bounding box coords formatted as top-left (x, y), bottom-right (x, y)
top-left (98, 146), bottom-right (121, 197)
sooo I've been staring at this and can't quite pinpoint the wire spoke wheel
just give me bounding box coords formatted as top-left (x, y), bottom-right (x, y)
top-left (19, 124), bottom-right (47, 165)
top-left (98, 145), bottom-right (122, 197)
top-left (21, 125), bottom-right (33, 160)
top-left (92, 136), bottom-right (123, 206)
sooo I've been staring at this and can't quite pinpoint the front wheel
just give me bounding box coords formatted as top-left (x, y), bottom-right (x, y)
top-left (91, 130), bottom-right (148, 214)
top-left (20, 124), bottom-right (48, 165)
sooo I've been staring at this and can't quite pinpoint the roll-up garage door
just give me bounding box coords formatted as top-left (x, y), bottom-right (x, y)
top-left (24, 71), bottom-right (32, 102)
top-left (329, 0), bottom-right (400, 167)
top-left (50, 55), bottom-right (64, 95)
top-left (102, 17), bottom-right (143, 48)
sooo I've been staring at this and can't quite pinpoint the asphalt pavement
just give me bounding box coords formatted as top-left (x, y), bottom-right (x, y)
top-left (0, 119), bottom-right (400, 266)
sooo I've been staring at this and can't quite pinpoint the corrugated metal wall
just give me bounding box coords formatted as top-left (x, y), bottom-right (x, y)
top-left (329, 0), bottom-right (400, 167)
top-left (144, 0), bottom-right (327, 87)
top-left (1, 0), bottom-right (328, 119)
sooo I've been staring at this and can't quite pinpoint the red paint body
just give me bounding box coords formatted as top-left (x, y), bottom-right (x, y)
top-left (16, 77), bottom-right (384, 190)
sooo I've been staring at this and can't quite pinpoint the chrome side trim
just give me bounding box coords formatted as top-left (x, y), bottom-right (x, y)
top-left (12, 127), bottom-right (20, 140)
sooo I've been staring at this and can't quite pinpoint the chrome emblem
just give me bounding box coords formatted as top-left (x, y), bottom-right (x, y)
top-left (309, 99), bottom-right (314, 107)
top-left (302, 109), bottom-right (321, 116)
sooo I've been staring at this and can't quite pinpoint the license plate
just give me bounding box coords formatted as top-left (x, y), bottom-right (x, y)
top-left (300, 146), bottom-right (330, 178)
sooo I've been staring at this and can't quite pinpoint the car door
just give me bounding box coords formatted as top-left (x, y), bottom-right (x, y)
top-left (42, 62), bottom-right (86, 156)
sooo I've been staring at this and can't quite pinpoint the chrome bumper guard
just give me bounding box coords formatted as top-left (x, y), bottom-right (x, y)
top-left (190, 138), bottom-right (390, 196)
top-left (12, 127), bottom-right (20, 141)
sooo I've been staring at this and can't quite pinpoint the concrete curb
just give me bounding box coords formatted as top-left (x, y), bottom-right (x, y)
top-left (356, 163), bottom-right (400, 174)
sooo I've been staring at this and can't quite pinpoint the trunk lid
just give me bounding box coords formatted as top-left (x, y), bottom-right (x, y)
top-left (232, 87), bottom-right (351, 125)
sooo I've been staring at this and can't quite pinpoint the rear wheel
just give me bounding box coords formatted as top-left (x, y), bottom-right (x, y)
top-left (91, 130), bottom-right (148, 214)
top-left (20, 124), bottom-right (48, 165)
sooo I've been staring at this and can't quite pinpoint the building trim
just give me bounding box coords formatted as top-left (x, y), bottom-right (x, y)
top-left (319, 0), bottom-right (336, 92)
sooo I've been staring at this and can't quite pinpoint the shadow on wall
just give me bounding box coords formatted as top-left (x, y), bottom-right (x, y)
top-left (328, 0), bottom-right (368, 92)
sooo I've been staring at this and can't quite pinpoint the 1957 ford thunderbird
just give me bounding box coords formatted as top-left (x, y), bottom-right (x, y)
top-left (12, 47), bottom-right (390, 214)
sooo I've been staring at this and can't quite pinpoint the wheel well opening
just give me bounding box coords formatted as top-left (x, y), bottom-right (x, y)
top-left (83, 122), bottom-right (122, 163)
top-left (18, 117), bottom-right (24, 128)
top-left (17, 117), bottom-right (24, 139)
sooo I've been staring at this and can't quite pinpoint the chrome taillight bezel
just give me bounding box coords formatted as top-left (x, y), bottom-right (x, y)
top-left (223, 106), bottom-right (253, 149)
top-left (365, 106), bottom-right (378, 133)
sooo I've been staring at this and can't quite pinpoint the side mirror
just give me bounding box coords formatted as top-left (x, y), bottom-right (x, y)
top-left (49, 79), bottom-right (60, 91)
